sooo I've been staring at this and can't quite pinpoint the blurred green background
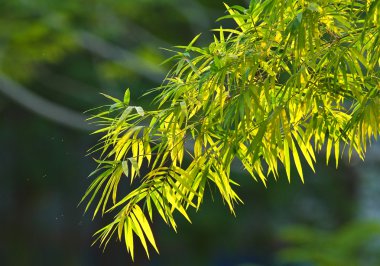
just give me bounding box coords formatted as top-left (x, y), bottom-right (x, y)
top-left (1, 1), bottom-right (380, 265)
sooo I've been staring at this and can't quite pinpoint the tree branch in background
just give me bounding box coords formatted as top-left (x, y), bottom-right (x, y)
top-left (0, 74), bottom-right (92, 131)
top-left (174, 0), bottom-right (212, 33)
top-left (76, 31), bottom-right (165, 83)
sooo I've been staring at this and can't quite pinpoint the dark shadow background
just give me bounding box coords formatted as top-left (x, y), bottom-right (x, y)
top-left (1, 1), bottom-right (380, 265)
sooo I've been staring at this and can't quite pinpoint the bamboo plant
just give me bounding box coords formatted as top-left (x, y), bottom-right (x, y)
top-left (82, 0), bottom-right (380, 259)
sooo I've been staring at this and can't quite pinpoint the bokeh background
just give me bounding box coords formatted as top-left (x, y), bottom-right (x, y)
top-left (1, 1), bottom-right (380, 265)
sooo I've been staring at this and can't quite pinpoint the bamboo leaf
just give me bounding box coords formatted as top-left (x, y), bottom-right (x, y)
top-left (123, 89), bottom-right (130, 106)
top-left (133, 205), bottom-right (159, 253)
top-left (283, 139), bottom-right (291, 182)
top-left (135, 106), bottom-right (145, 117)
top-left (130, 211), bottom-right (150, 258)
top-left (291, 139), bottom-right (304, 183)
top-left (124, 218), bottom-right (134, 260)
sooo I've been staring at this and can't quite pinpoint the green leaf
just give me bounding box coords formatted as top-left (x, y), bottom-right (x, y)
top-left (135, 106), bottom-right (145, 116)
top-left (123, 89), bottom-right (130, 106)
top-left (291, 139), bottom-right (304, 183)
top-left (122, 161), bottom-right (129, 177)
top-left (283, 139), bottom-right (291, 183)
top-left (130, 211), bottom-right (150, 258)
top-left (100, 93), bottom-right (122, 104)
top-left (124, 218), bottom-right (134, 260)
top-left (133, 205), bottom-right (159, 253)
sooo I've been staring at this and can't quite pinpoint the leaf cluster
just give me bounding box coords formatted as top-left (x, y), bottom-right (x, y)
top-left (82, 0), bottom-right (380, 259)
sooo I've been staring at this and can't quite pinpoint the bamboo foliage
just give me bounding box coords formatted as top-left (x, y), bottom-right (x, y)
top-left (82, 0), bottom-right (380, 259)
